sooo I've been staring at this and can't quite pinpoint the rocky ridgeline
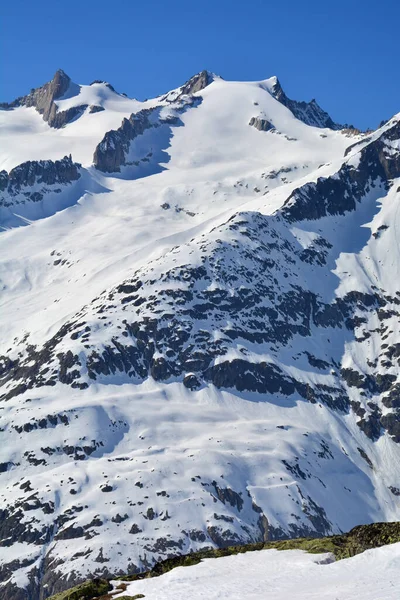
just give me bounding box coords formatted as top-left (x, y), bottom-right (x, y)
top-left (268, 77), bottom-right (343, 130)
top-left (0, 69), bottom-right (87, 129)
top-left (93, 108), bottom-right (157, 173)
top-left (0, 155), bottom-right (81, 209)
top-left (93, 97), bottom-right (197, 173)
top-left (92, 71), bottom-right (212, 174)
top-left (282, 120), bottom-right (400, 222)
top-left (159, 70), bottom-right (214, 102)
top-left (175, 69), bottom-right (214, 97)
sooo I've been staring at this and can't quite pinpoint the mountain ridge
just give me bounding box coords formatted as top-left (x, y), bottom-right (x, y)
top-left (0, 69), bottom-right (399, 600)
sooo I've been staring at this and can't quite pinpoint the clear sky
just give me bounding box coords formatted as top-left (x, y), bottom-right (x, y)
top-left (2, 0), bottom-right (399, 130)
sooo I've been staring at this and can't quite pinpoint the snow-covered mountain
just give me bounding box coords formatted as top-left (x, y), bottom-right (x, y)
top-left (0, 69), bottom-right (399, 600)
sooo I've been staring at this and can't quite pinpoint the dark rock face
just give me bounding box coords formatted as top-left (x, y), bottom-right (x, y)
top-left (282, 121), bottom-right (400, 222)
top-left (159, 70), bottom-right (214, 103)
top-left (178, 70), bottom-right (214, 96)
top-left (268, 77), bottom-right (342, 130)
top-left (24, 69), bottom-right (71, 124)
top-left (89, 104), bottom-right (105, 114)
top-left (93, 109), bottom-right (156, 173)
top-left (0, 69), bottom-right (87, 129)
top-left (0, 155), bottom-right (81, 208)
top-left (93, 94), bottom-right (199, 173)
top-left (249, 117), bottom-right (274, 131)
top-left (2, 156), bottom-right (81, 193)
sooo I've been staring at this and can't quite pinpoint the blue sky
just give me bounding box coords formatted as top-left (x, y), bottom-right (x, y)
top-left (2, 0), bottom-right (399, 129)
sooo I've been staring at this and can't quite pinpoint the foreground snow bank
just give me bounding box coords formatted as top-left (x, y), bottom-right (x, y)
top-left (115, 543), bottom-right (400, 600)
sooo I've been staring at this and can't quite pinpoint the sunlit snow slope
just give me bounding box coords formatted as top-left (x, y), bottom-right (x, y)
top-left (115, 543), bottom-right (400, 600)
top-left (0, 69), bottom-right (399, 600)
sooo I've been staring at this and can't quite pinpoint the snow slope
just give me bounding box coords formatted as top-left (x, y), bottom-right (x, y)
top-left (116, 543), bottom-right (400, 600)
top-left (0, 70), bottom-right (399, 600)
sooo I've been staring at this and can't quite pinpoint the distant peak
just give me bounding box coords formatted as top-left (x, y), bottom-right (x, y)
top-left (179, 70), bottom-right (216, 96)
top-left (260, 76), bottom-right (285, 99)
top-left (49, 69), bottom-right (72, 98)
top-left (90, 80), bottom-right (117, 93)
top-left (159, 70), bottom-right (217, 103)
top-left (262, 76), bottom-right (341, 130)
top-left (53, 69), bottom-right (70, 81)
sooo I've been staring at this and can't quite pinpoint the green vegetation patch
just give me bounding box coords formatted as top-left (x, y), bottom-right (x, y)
top-left (47, 578), bottom-right (111, 600)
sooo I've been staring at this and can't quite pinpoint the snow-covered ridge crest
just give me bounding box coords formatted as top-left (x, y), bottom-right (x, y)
top-left (261, 75), bottom-right (344, 130)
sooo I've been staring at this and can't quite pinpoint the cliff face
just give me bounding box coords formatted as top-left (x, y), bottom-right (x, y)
top-left (0, 70), bottom-right (87, 129)
top-left (268, 77), bottom-right (343, 130)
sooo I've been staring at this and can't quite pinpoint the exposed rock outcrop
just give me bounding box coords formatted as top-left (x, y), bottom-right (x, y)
top-left (1, 155), bottom-right (81, 194)
top-left (282, 120), bottom-right (400, 222)
top-left (179, 70), bottom-right (214, 96)
top-left (93, 109), bottom-right (156, 172)
top-left (249, 116), bottom-right (275, 131)
top-left (0, 155), bottom-right (81, 208)
top-left (268, 77), bottom-right (342, 130)
top-left (160, 70), bottom-right (215, 103)
top-left (0, 70), bottom-right (86, 129)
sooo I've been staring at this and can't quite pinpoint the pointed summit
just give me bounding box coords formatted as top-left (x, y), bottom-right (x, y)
top-left (180, 70), bottom-right (215, 96)
top-left (49, 69), bottom-right (72, 98)
top-left (263, 75), bottom-right (341, 130)
top-left (160, 70), bottom-right (216, 103)
top-left (0, 69), bottom-right (75, 127)
top-left (23, 69), bottom-right (73, 124)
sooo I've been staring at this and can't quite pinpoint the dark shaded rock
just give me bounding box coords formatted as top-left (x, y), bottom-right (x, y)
top-left (177, 70), bottom-right (213, 97)
top-left (100, 484), bottom-right (113, 493)
top-left (382, 384), bottom-right (400, 409)
top-left (282, 121), bottom-right (400, 222)
top-left (144, 537), bottom-right (184, 553)
top-left (93, 108), bottom-right (156, 173)
top-left (205, 359), bottom-right (296, 396)
top-left (357, 447), bottom-right (374, 468)
top-left (129, 523), bottom-right (142, 534)
top-left (89, 105), bottom-right (105, 113)
top-left (210, 482), bottom-right (243, 511)
top-left (187, 529), bottom-right (206, 542)
top-left (268, 77), bottom-right (342, 130)
top-left (1, 155), bottom-right (81, 202)
top-left (380, 412), bottom-right (400, 443)
top-left (183, 373), bottom-right (201, 390)
top-left (249, 117), bottom-right (274, 131)
top-left (0, 69), bottom-right (88, 129)
top-left (112, 513), bottom-right (129, 524)
top-left (206, 525), bottom-right (242, 548)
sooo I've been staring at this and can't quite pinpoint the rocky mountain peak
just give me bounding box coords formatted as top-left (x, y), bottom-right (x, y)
top-left (0, 68), bottom-right (84, 129)
top-left (265, 76), bottom-right (342, 130)
top-left (160, 70), bottom-right (216, 102)
top-left (180, 70), bottom-right (215, 95)
top-left (48, 69), bottom-right (71, 95)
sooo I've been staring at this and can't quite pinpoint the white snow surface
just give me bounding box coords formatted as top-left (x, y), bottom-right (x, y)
top-left (116, 544), bottom-right (400, 600)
